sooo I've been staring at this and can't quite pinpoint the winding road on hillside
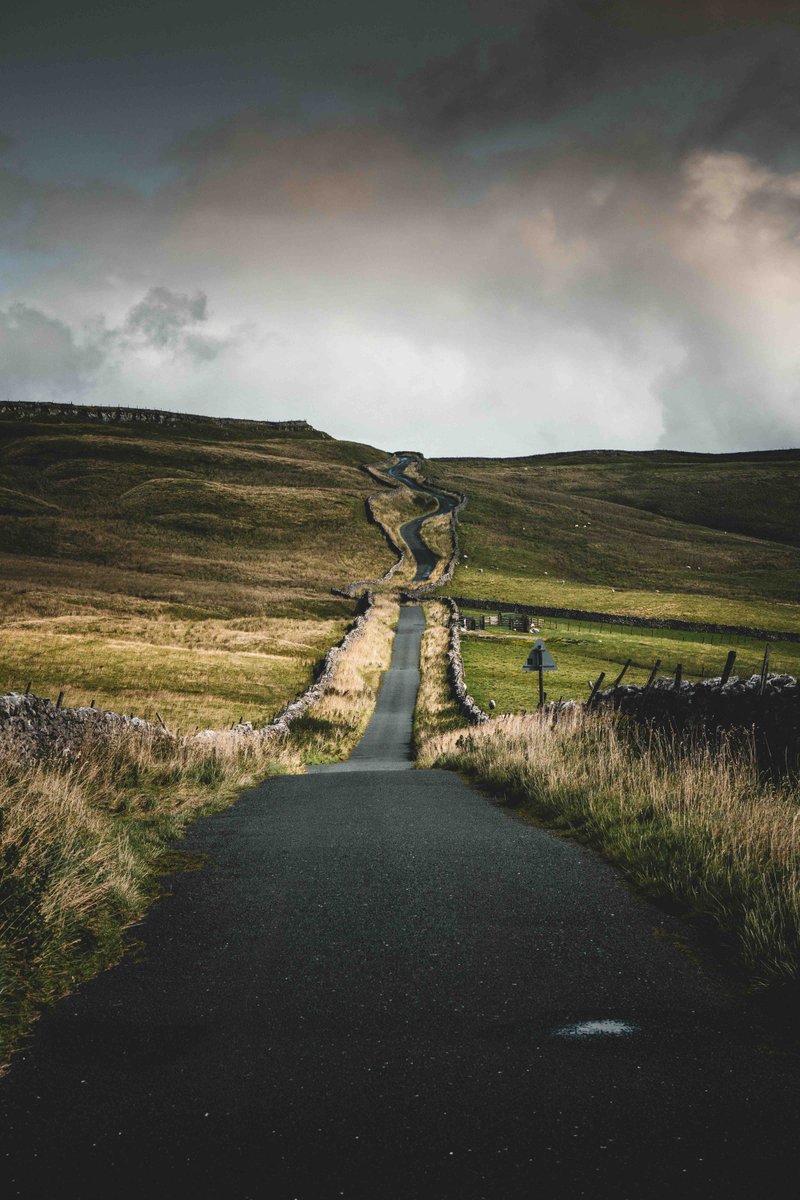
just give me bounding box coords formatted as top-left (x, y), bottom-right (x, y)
top-left (386, 456), bottom-right (460, 581)
top-left (2, 606), bottom-right (800, 1198)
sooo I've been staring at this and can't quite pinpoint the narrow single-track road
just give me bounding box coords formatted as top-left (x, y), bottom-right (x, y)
top-left (1, 608), bottom-right (799, 1199)
top-left (386, 456), bottom-right (459, 580)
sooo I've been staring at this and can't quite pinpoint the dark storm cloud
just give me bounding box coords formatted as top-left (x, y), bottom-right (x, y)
top-left (403, 2), bottom-right (647, 131)
top-left (401, 0), bottom-right (800, 166)
top-left (703, 50), bottom-right (800, 159)
top-left (1, 0), bottom-right (800, 453)
top-left (126, 286), bottom-right (205, 347)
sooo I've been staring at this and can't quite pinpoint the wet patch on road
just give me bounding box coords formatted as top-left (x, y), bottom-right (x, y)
top-left (552, 1019), bottom-right (638, 1039)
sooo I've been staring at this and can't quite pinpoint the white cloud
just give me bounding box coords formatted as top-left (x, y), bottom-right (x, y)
top-left (2, 123), bottom-right (800, 453)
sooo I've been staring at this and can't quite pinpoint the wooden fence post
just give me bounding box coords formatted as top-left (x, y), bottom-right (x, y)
top-left (612, 658), bottom-right (632, 688)
top-left (720, 650), bottom-right (737, 687)
top-left (759, 645), bottom-right (770, 696)
top-left (644, 659), bottom-right (661, 692)
top-left (587, 672), bottom-right (606, 707)
top-left (673, 663), bottom-right (683, 689)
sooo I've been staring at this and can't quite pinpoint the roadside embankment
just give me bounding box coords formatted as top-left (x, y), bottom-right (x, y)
top-left (413, 602), bottom-right (475, 754)
top-left (0, 590), bottom-right (397, 1063)
top-left (418, 705), bottom-right (800, 992)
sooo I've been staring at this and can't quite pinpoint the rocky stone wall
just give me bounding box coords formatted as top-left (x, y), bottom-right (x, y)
top-left (335, 484), bottom-right (407, 598)
top-left (0, 400), bottom-right (314, 434)
top-left (0, 694), bottom-right (164, 762)
top-left (0, 593), bottom-right (377, 761)
top-left (440, 599), bottom-right (489, 725)
top-left (589, 671), bottom-right (800, 771)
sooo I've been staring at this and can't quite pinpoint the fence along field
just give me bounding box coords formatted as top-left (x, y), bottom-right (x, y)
top-left (456, 605), bottom-right (800, 712)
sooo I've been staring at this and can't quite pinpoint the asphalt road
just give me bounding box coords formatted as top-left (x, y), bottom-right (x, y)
top-left (1, 607), bottom-right (799, 1198)
top-left (387, 457), bottom-right (459, 581)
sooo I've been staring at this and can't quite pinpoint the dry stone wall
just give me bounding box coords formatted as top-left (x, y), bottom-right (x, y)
top-left (335, 476), bottom-right (407, 598)
top-left (440, 599), bottom-right (489, 725)
top-left (0, 400), bottom-right (315, 434)
top-left (0, 694), bottom-right (164, 763)
top-left (590, 671), bottom-right (799, 769)
top-left (0, 594), bottom-right (377, 762)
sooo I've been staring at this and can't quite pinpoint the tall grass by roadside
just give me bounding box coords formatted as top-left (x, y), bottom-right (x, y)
top-left (0, 728), bottom-right (300, 1063)
top-left (418, 707), bottom-right (800, 989)
top-left (288, 595), bottom-right (399, 763)
top-left (413, 601), bottom-right (468, 752)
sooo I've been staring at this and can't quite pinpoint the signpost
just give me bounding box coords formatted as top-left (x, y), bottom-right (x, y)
top-left (522, 639), bottom-right (557, 710)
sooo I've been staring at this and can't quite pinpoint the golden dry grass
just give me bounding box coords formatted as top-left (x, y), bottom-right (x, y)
top-left (288, 595), bottom-right (399, 762)
top-left (0, 612), bottom-right (347, 732)
top-left (413, 601), bottom-right (466, 751)
top-left (0, 725), bottom-right (300, 1063)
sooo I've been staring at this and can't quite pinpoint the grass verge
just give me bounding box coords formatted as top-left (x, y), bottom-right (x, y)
top-left (288, 595), bottom-right (399, 763)
top-left (412, 601), bottom-right (466, 753)
top-left (418, 708), bottom-right (800, 991)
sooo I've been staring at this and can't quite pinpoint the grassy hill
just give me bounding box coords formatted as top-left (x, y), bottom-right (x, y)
top-left (0, 404), bottom-right (393, 730)
top-left (427, 449), bottom-right (800, 634)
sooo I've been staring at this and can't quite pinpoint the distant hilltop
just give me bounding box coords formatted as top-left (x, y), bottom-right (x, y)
top-left (0, 400), bottom-right (324, 437)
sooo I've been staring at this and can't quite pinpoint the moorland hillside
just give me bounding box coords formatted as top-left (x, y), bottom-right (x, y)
top-left (428, 449), bottom-right (800, 632)
top-left (0, 403), bottom-right (393, 730)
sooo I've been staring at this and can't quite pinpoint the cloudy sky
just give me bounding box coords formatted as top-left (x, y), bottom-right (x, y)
top-left (2, 1), bottom-right (800, 455)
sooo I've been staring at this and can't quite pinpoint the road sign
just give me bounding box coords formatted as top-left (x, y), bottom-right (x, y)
top-left (522, 639), bottom-right (557, 672)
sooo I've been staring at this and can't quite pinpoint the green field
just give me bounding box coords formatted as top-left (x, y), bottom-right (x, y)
top-left (0, 406), bottom-right (393, 730)
top-left (428, 450), bottom-right (800, 633)
top-left (459, 610), bottom-right (800, 710)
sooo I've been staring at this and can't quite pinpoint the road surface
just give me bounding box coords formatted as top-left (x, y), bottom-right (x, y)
top-left (386, 457), bottom-right (459, 581)
top-left (1, 607), bottom-right (799, 1198)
